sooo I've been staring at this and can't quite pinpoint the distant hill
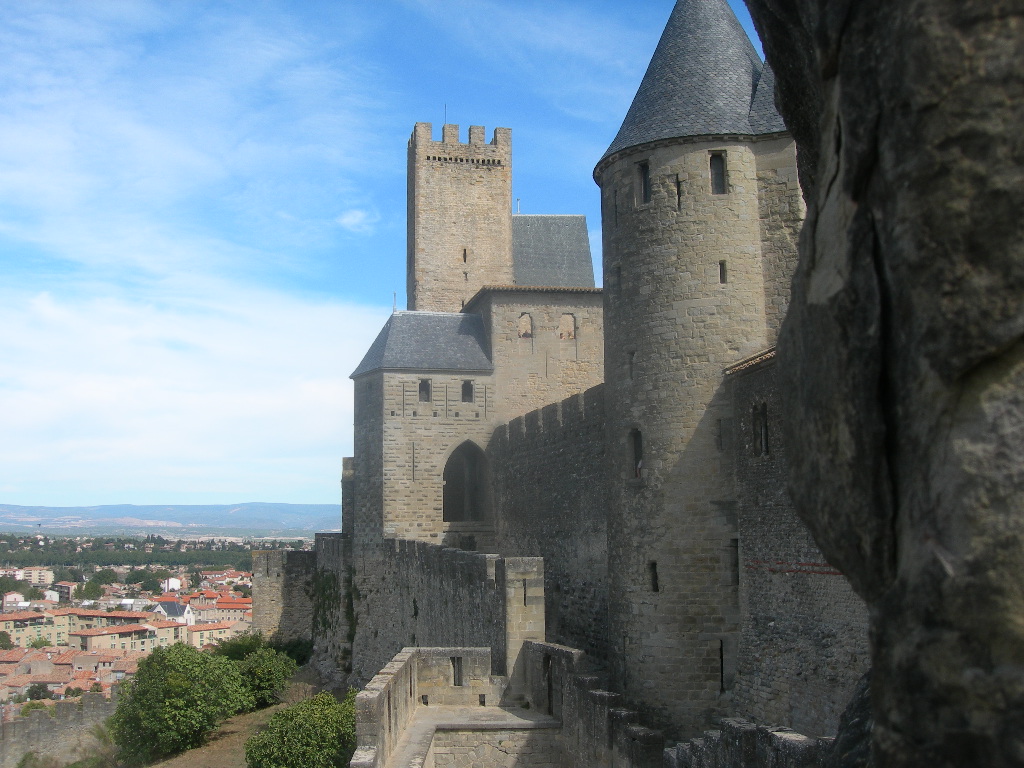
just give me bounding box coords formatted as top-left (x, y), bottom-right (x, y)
top-left (0, 502), bottom-right (341, 538)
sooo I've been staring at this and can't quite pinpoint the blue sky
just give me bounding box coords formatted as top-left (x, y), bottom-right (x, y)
top-left (0, 0), bottom-right (761, 506)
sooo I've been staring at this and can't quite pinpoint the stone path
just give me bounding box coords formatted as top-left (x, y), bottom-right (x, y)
top-left (384, 705), bottom-right (559, 768)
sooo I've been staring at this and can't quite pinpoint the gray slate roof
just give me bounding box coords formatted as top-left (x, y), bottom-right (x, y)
top-left (512, 215), bottom-right (594, 288)
top-left (601, 0), bottom-right (785, 162)
top-left (351, 312), bottom-right (492, 377)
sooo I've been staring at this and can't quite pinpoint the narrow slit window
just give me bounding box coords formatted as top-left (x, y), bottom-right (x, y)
top-left (676, 175), bottom-right (683, 211)
top-left (630, 429), bottom-right (643, 478)
top-left (462, 248), bottom-right (468, 263)
top-left (753, 402), bottom-right (769, 456)
top-left (451, 656), bottom-right (463, 687)
top-left (628, 350), bottom-right (636, 380)
top-left (462, 380), bottom-right (474, 403)
top-left (638, 161), bottom-right (652, 204)
top-left (710, 153), bottom-right (728, 195)
top-left (719, 640), bottom-right (726, 693)
top-left (719, 261), bottom-right (728, 284)
top-left (728, 539), bottom-right (740, 586)
top-left (649, 561), bottom-right (660, 592)
top-left (419, 379), bottom-right (431, 403)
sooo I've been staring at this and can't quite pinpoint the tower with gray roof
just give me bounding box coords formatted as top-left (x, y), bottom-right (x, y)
top-left (593, 0), bottom-right (803, 734)
top-left (351, 123), bottom-right (602, 551)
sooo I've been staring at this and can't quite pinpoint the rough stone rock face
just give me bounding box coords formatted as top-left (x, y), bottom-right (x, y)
top-left (742, 0), bottom-right (1024, 765)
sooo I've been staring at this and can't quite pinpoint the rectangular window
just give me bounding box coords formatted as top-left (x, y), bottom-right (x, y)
top-left (451, 656), bottom-right (464, 687)
top-left (461, 380), bottom-right (474, 403)
top-left (719, 260), bottom-right (728, 284)
top-left (638, 161), bottom-right (652, 204)
top-left (418, 379), bottom-right (431, 402)
top-left (710, 153), bottom-right (728, 194)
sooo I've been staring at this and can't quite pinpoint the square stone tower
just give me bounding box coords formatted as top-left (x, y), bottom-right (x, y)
top-left (407, 123), bottom-right (514, 312)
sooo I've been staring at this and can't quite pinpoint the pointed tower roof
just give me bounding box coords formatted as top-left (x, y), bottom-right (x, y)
top-left (600, 0), bottom-right (784, 164)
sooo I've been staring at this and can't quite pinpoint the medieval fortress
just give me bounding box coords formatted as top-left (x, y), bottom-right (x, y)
top-left (254, 2), bottom-right (869, 765)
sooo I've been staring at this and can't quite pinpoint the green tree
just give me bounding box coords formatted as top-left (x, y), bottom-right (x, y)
top-left (211, 632), bottom-right (266, 661)
top-left (138, 577), bottom-right (161, 593)
top-left (24, 586), bottom-right (44, 600)
top-left (89, 682), bottom-right (103, 693)
top-left (0, 631), bottom-right (13, 650)
top-left (75, 581), bottom-right (103, 601)
top-left (64, 686), bottom-right (85, 698)
top-left (26, 682), bottom-right (52, 700)
top-left (27, 638), bottom-right (50, 649)
top-left (91, 569), bottom-right (118, 585)
top-left (244, 690), bottom-right (357, 768)
top-left (109, 643), bottom-right (254, 765)
top-left (237, 647), bottom-right (297, 708)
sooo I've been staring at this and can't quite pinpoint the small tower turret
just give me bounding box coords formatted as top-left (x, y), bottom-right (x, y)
top-left (594, 0), bottom-right (801, 735)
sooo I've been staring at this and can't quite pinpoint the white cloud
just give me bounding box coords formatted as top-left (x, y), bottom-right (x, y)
top-left (0, 284), bottom-right (390, 505)
top-left (336, 208), bottom-right (382, 235)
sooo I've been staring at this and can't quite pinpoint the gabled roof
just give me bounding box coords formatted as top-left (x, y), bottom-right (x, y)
top-left (351, 312), bottom-right (492, 378)
top-left (600, 0), bottom-right (785, 164)
top-left (512, 215), bottom-right (594, 288)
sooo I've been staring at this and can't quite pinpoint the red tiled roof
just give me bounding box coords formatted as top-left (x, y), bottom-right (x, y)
top-left (70, 625), bottom-right (151, 637)
top-left (0, 611), bottom-right (47, 622)
top-left (187, 622), bottom-right (233, 632)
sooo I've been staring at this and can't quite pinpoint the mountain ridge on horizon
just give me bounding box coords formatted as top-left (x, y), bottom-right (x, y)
top-left (0, 502), bottom-right (341, 537)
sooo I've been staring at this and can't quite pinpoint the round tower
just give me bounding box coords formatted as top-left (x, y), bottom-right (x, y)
top-left (594, 0), bottom-right (793, 735)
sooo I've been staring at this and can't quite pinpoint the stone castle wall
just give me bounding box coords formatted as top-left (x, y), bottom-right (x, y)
top-left (470, 289), bottom-right (604, 423)
top-left (310, 532), bottom-right (354, 682)
top-left (488, 385), bottom-right (610, 661)
top-left (0, 692), bottom-right (117, 768)
top-left (349, 538), bottom-right (543, 688)
top-left (378, 371), bottom-right (499, 547)
top-left (408, 123), bottom-right (514, 313)
top-left (754, 138), bottom-right (804, 347)
top-left (251, 549), bottom-right (315, 643)
top-left (727, 355), bottom-right (869, 737)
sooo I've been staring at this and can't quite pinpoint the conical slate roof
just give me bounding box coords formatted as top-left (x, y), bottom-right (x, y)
top-left (601, 0), bottom-right (784, 163)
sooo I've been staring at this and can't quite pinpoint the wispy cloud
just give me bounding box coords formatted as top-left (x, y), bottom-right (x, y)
top-left (0, 283), bottom-right (389, 505)
top-left (336, 208), bottom-right (382, 235)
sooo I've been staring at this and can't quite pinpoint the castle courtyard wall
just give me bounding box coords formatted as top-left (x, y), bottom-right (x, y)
top-left (726, 354), bottom-right (869, 736)
top-left (251, 549), bottom-right (315, 644)
top-left (488, 385), bottom-right (610, 661)
top-left (349, 539), bottom-right (543, 689)
top-left (310, 532), bottom-right (354, 681)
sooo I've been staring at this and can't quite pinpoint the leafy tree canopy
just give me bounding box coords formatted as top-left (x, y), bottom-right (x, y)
top-left (211, 632), bottom-right (266, 661)
top-left (109, 643), bottom-right (254, 765)
top-left (238, 647), bottom-right (297, 709)
top-left (26, 682), bottom-right (52, 700)
top-left (74, 581), bottom-right (103, 601)
top-left (91, 569), bottom-right (119, 586)
top-left (244, 690), bottom-right (357, 768)
top-left (0, 632), bottom-right (12, 650)
top-left (27, 638), bottom-right (50, 649)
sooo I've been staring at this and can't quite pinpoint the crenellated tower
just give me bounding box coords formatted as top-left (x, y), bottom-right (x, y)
top-left (407, 122), bottom-right (514, 312)
top-left (594, 0), bottom-right (802, 736)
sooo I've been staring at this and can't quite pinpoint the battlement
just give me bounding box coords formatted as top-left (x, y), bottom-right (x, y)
top-left (412, 121), bottom-right (511, 152)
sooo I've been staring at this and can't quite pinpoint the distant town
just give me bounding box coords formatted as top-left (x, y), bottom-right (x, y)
top-left (0, 533), bottom-right (307, 713)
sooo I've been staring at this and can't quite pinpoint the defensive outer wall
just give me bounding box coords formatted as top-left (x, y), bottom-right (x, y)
top-left (0, 692), bottom-right (117, 768)
top-left (255, 356), bottom-right (868, 761)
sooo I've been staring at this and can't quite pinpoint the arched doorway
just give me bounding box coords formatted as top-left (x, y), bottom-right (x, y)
top-left (442, 441), bottom-right (491, 522)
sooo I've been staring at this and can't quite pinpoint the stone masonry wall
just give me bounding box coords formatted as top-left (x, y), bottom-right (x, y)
top-left (251, 549), bottom-right (315, 643)
top-left (310, 532), bottom-right (353, 682)
top-left (488, 385), bottom-right (609, 661)
top-left (426, 728), bottom-right (562, 768)
top-left (349, 538), bottom-right (543, 689)
top-left (408, 122), bottom-right (514, 313)
top-left (726, 354), bottom-right (869, 737)
top-left (380, 371), bottom-right (499, 548)
top-left (353, 372), bottom-right (385, 549)
top-left (0, 692), bottom-right (117, 768)
top-left (468, 289), bottom-right (604, 423)
top-left (754, 137), bottom-right (803, 347)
